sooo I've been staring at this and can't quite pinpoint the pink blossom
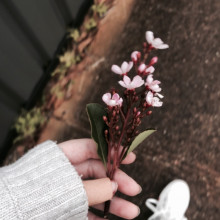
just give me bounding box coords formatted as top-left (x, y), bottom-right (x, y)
top-left (145, 74), bottom-right (162, 92)
top-left (102, 93), bottom-right (123, 107)
top-left (138, 63), bottom-right (147, 74)
top-left (149, 56), bottom-right (158, 65)
top-left (146, 91), bottom-right (163, 107)
top-left (146, 31), bottom-right (169, 49)
top-left (131, 51), bottom-right (141, 62)
top-left (145, 66), bottom-right (155, 74)
top-left (111, 61), bottom-right (133, 75)
top-left (119, 75), bottom-right (144, 90)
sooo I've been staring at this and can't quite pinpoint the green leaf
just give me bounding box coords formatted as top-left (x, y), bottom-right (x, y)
top-left (85, 18), bottom-right (97, 31)
top-left (86, 103), bottom-right (108, 166)
top-left (123, 129), bottom-right (156, 159)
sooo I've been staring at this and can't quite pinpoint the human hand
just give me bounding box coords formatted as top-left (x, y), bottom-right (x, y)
top-left (59, 139), bottom-right (141, 219)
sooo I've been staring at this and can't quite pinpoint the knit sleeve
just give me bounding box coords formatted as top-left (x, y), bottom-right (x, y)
top-left (0, 140), bottom-right (88, 220)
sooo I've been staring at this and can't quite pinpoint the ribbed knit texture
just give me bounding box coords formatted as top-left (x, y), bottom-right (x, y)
top-left (0, 140), bottom-right (88, 220)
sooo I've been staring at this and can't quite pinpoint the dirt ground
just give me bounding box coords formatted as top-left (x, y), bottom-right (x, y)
top-left (6, 0), bottom-right (220, 219)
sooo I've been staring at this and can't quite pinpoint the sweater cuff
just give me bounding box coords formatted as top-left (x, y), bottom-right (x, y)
top-left (0, 140), bottom-right (88, 220)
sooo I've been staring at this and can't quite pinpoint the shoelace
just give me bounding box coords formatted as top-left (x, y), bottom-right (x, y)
top-left (146, 199), bottom-right (188, 220)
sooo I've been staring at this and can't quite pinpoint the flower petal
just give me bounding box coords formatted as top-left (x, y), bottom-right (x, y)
top-left (123, 75), bottom-right (131, 85)
top-left (155, 93), bottom-right (164, 99)
top-left (146, 74), bottom-right (153, 84)
top-left (146, 91), bottom-right (153, 104)
top-left (119, 80), bottom-right (126, 88)
top-left (102, 93), bottom-right (111, 104)
top-left (157, 44), bottom-right (169, 49)
top-left (145, 66), bottom-right (155, 74)
top-left (111, 65), bottom-right (123, 75)
top-left (146, 31), bottom-right (154, 44)
top-left (112, 93), bottom-right (120, 101)
top-left (128, 61), bottom-right (133, 72)
top-left (132, 75), bottom-right (144, 87)
top-left (153, 38), bottom-right (163, 46)
top-left (121, 62), bottom-right (129, 73)
top-left (138, 63), bottom-right (146, 72)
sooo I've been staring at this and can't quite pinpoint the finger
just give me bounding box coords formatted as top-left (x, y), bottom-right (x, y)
top-left (59, 138), bottom-right (136, 165)
top-left (121, 152), bottom-right (136, 164)
top-left (59, 139), bottom-right (99, 164)
top-left (83, 178), bottom-right (118, 206)
top-left (114, 169), bottom-right (141, 196)
top-left (88, 212), bottom-right (105, 220)
top-left (76, 160), bottom-right (141, 196)
top-left (93, 197), bottom-right (140, 219)
top-left (75, 159), bottom-right (106, 179)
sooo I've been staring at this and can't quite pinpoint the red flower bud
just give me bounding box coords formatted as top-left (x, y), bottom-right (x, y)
top-left (112, 111), bottom-right (116, 117)
top-left (147, 111), bottom-right (152, 115)
top-left (149, 56), bottom-right (158, 66)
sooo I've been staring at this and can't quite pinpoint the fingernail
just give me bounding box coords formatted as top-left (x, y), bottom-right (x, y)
top-left (139, 185), bottom-right (142, 194)
top-left (111, 181), bottom-right (118, 194)
top-left (136, 207), bottom-right (141, 217)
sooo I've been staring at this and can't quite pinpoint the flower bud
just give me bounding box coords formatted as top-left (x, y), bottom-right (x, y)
top-left (104, 130), bottom-right (108, 135)
top-left (147, 111), bottom-right (152, 115)
top-left (127, 138), bottom-right (131, 142)
top-left (133, 107), bottom-right (137, 113)
top-left (112, 111), bottom-right (116, 117)
top-left (138, 63), bottom-right (146, 74)
top-left (115, 125), bottom-right (119, 130)
top-left (149, 56), bottom-right (158, 66)
top-left (103, 116), bottom-right (107, 121)
top-left (131, 51), bottom-right (141, 63)
top-left (136, 111), bottom-right (141, 117)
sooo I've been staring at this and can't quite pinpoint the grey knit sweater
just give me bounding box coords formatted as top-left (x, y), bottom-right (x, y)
top-left (0, 140), bottom-right (88, 219)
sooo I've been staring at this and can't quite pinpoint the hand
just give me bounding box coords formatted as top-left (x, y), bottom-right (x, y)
top-left (59, 139), bottom-right (141, 220)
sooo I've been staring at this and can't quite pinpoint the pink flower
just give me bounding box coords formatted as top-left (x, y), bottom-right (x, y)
top-left (149, 56), bottom-right (158, 65)
top-left (111, 61), bottom-right (133, 75)
top-left (146, 91), bottom-right (163, 107)
top-left (145, 74), bottom-right (162, 92)
top-left (146, 31), bottom-right (169, 49)
top-left (131, 51), bottom-right (141, 62)
top-left (102, 93), bottom-right (123, 107)
top-left (119, 75), bottom-right (144, 90)
top-left (138, 63), bottom-right (146, 74)
top-left (145, 66), bottom-right (155, 74)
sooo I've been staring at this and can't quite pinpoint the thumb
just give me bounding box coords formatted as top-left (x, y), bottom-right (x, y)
top-left (83, 178), bottom-right (118, 206)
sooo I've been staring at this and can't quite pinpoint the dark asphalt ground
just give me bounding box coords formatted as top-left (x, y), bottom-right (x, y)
top-left (81, 0), bottom-right (220, 219)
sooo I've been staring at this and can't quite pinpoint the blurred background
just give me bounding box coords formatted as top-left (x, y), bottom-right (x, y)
top-left (0, 0), bottom-right (90, 161)
top-left (0, 0), bottom-right (219, 219)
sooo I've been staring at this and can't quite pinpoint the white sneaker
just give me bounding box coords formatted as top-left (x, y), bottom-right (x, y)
top-left (146, 179), bottom-right (190, 220)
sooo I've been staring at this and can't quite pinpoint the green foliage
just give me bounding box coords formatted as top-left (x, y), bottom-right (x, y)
top-left (123, 129), bottom-right (156, 159)
top-left (13, 108), bottom-right (46, 144)
top-left (86, 103), bottom-right (108, 167)
top-left (69, 29), bottom-right (80, 42)
top-left (85, 18), bottom-right (97, 31)
top-left (51, 64), bottom-right (67, 77)
top-left (92, 2), bottom-right (108, 17)
top-left (50, 84), bottom-right (64, 99)
top-left (59, 51), bottom-right (81, 68)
